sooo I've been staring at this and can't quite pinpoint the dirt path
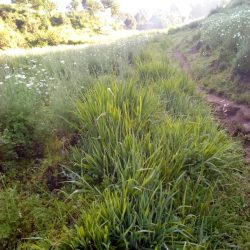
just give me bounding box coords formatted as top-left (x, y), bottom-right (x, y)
top-left (174, 50), bottom-right (250, 163)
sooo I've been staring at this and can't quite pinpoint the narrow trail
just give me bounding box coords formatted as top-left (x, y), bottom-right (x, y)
top-left (174, 50), bottom-right (250, 163)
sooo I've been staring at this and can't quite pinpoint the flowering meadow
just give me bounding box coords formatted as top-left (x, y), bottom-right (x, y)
top-left (0, 29), bottom-right (249, 249)
top-left (202, 6), bottom-right (250, 50)
top-left (201, 5), bottom-right (250, 75)
top-left (169, 1), bottom-right (250, 104)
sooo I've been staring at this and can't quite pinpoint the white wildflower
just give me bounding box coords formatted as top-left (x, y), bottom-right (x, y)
top-left (26, 82), bottom-right (34, 88)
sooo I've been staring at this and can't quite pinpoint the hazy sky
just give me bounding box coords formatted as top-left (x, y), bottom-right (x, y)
top-left (0, 0), bottom-right (225, 14)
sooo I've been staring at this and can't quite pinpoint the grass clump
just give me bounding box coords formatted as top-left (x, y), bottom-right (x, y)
top-left (36, 54), bottom-right (247, 248)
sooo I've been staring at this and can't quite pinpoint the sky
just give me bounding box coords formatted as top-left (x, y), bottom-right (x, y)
top-left (0, 0), bottom-right (226, 14)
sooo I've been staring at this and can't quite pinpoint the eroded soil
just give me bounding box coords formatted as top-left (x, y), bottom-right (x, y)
top-left (174, 50), bottom-right (250, 162)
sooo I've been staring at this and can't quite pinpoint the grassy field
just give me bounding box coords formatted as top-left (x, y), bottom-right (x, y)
top-left (0, 32), bottom-right (249, 249)
top-left (168, 1), bottom-right (250, 105)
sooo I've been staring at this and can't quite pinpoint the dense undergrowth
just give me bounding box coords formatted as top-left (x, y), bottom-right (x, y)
top-left (0, 33), bottom-right (249, 249)
top-left (168, 0), bottom-right (250, 104)
top-left (0, 1), bottom-right (120, 49)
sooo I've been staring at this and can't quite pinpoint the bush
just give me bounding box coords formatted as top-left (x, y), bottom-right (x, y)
top-left (0, 82), bottom-right (47, 169)
top-left (234, 39), bottom-right (250, 75)
top-left (68, 12), bottom-right (101, 30)
top-left (46, 29), bottom-right (64, 46)
top-left (0, 22), bottom-right (25, 49)
top-left (0, 114), bottom-right (35, 160)
top-left (50, 13), bottom-right (65, 26)
top-left (0, 28), bottom-right (14, 49)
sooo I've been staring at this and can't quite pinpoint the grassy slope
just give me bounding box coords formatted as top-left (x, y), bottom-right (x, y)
top-left (0, 34), bottom-right (249, 249)
top-left (168, 3), bottom-right (250, 105)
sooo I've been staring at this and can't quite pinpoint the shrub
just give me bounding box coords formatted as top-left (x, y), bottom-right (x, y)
top-left (0, 28), bottom-right (14, 49)
top-left (0, 22), bottom-right (25, 49)
top-left (50, 13), bottom-right (65, 26)
top-left (46, 29), bottom-right (64, 46)
top-left (68, 12), bottom-right (101, 30)
top-left (234, 39), bottom-right (250, 75)
top-left (0, 82), bottom-right (48, 170)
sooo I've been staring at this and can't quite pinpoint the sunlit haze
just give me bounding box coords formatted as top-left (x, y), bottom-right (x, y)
top-left (0, 0), bottom-right (227, 15)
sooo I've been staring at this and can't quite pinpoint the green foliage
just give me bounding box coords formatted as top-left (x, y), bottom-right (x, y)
top-left (68, 0), bottom-right (82, 12)
top-left (50, 13), bottom-right (69, 26)
top-left (0, 20), bottom-right (25, 49)
top-left (0, 0), bottom-right (120, 49)
top-left (0, 28), bottom-right (17, 49)
top-left (235, 39), bottom-right (250, 76)
top-left (0, 186), bottom-right (80, 249)
top-left (0, 34), bottom-right (248, 249)
top-left (82, 0), bottom-right (104, 14)
top-left (68, 11), bottom-right (101, 30)
top-left (102, 0), bottom-right (119, 15)
top-left (170, 3), bottom-right (250, 104)
top-left (12, 0), bottom-right (56, 13)
top-left (58, 60), bottom-right (246, 249)
top-left (0, 80), bottom-right (50, 172)
top-left (0, 188), bottom-right (20, 249)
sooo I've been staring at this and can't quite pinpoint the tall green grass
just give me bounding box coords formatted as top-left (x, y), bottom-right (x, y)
top-left (32, 44), bottom-right (248, 249)
top-left (0, 34), bottom-right (249, 249)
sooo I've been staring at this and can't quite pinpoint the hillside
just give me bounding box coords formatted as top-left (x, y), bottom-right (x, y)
top-left (168, 0), bottom-right (250, 104)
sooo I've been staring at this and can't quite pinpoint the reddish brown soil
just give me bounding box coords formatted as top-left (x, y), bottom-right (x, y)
top-left (174, 50), bottom-right (250, 163)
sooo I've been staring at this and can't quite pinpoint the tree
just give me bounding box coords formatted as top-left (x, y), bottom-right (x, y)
top-left (101, 0), bottom-right (119, 15)
top-left (124, 14), bottom-right (137, 29)
top-left (68, 0), bottom-right (82, 12)
top-left (12, 0), bottom-right (56, 13)
top-left (82, 0), bottom-right (103, 15)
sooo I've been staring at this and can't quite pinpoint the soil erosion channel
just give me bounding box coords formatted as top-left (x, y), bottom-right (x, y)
top-left (174, 50), bottom-right (250, 163)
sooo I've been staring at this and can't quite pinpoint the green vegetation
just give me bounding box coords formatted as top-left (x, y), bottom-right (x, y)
top-left (0, 31), bottom-right (249, 249)
top-left (0, 0), bottom-right (121, 49)
top-left (168, 0), bottom-right (250, 104)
